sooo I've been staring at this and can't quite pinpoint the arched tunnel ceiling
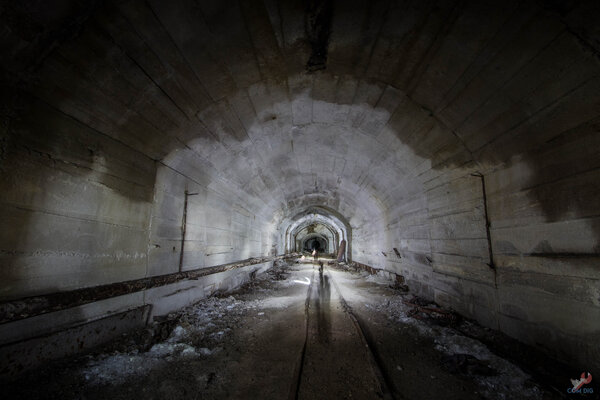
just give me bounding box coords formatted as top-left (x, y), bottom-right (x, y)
top-left (1, 0), bottom-right (600, 376)
top-left (2, 0), bottom-right (599, 232)
top-left (287, 209), bottom-right (347, 239)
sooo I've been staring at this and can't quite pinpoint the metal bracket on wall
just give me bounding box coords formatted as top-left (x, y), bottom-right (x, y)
top-left (180, 190), bottom-right (199, 273)
top-left (471, 173), bottom-right (497, 288)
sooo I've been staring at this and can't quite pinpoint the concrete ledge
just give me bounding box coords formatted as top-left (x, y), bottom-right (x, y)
top-left (0, 305), bottom-right (150, 380)
top-left (0, 256), bottom-right (295, 380)
top-left (144, 261), bottom-right (272, 319)
top-left (0, 254), bottom-right (298, 324)
top-left (344, 260), bottom-right (406, 285)
top-left (0, 291), bottom-right (145, 347)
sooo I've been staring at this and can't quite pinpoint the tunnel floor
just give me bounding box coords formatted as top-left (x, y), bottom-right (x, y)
top-left (4, 261), bottom-right (565, 400)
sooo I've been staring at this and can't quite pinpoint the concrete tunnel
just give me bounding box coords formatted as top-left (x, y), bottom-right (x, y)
top-left (0, 0), bottom-right (599, 398)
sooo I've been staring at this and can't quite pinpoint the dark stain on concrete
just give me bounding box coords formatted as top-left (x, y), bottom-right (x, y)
top-left (304, 0), bottom-right (333, 72)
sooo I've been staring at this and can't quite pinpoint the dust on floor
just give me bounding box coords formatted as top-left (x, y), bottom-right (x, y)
top-left (3, 261), bottom-right (571, 399)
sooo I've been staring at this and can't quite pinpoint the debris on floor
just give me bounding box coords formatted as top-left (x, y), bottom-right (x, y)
top-left (266, 260), bottom-right (290, 281)
top-left (80, 294), bottom-right (245, 386)
top-left (369, 293), bottom-right (545, 399)
top-left (403, 296), bottom-right (460, 326)
top-left (3, 261), bottom-right (560, 400)
top-left (442, 353), bottom-right (497, 376)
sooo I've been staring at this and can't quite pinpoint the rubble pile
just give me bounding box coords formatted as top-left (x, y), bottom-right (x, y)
top-left (266, 260), bottom-right (290, 281)
top-left (79, 260), bottom-right (296, 386)
top-left (369, 293), bottom-right (543, 399)
top-left (403, 296), bottom-right (460, 327)
top-left (81, 295), bottom-right (250, 386)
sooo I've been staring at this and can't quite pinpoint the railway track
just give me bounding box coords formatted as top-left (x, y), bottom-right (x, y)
top-left (289, 263), bottom-right (397, 400)
top-left (288, 268), bottom-right (315, 400)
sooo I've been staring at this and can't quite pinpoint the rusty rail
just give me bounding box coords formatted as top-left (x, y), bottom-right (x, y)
top-left (344, 260), bottom-right (405, 286)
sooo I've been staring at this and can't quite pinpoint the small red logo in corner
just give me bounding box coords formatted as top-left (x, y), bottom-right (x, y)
top-left (569, 372), bottom-right (592, 394)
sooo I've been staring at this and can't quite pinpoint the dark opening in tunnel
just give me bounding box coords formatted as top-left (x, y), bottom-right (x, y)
top-left (303, 236), bottom-right (327, 252)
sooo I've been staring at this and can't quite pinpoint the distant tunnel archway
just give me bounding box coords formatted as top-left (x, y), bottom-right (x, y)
top-left (283, 206), bottom-right (351, 260)
top-left (301, 234), bottom-right (328, 252)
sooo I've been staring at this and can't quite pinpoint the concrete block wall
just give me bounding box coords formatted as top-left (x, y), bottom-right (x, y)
top-left (0, 90), bottom-right (280, 377)
top-left (0, 96), bottom-right (156, 301)
top-left (148, 163), bottom-right (274, 276)
top-left (487, 126), bottom-right (600, 370)
top-left (378, 143), bottom-right (600, 370)
top-left (1, 0), bottom-right (598, 376)
top-left (0, 97), bottom-right (276, 302)
top-left (0, 261), bottom-right (273, 378)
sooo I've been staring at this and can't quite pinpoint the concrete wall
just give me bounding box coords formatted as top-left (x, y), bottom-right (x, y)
top-left (148, 163), bottom-right (275, 275)
top-left (0, 0), bottom-right (598, 375)
top-left (0, 95), bottom-right (156, 300)
top-left (0, 89), bottom-right (280, 377)
top-left (381, 140), bottom-right (600, 370)
top-left (0, 96), bottom-right (277, 301)
top-left (0, 261), bottom-right (273, 378)
top-left (488, 130), bottom-right (600, 369)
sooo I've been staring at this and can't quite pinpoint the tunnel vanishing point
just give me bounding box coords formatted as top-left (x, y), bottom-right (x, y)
top-left (0, 0), bottom-right (599, 391)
